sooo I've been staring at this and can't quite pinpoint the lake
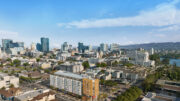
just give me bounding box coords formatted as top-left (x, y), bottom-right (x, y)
top-left (161, 58), bottom-right (180, 67)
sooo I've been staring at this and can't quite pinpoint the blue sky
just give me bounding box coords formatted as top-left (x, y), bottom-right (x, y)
top-left (0, 0), bottom-right (180, 48)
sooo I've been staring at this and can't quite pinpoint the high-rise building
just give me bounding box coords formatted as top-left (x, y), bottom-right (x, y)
top-left (2, 39), bottom-right (13, 51)
top-left (36, 43), bottom-right (41, 51)
top-left (100, 43), bottom-right (108, 52)
top-left (110, 43), bottom-right (120, 51)
top-left (31, 43), bottom-right (36, 51)
top-left (13, 42), bottom-right (24, 48)
top-left (78, 42), bottom-right (84, 53)
top-left (78, 42), bottom-right (91, 53)
top-left (50, 70), bottom-right (99, 99)
top-left (61, 42), bottom-right (69, 52)
top-left (2, 39), bottom-right (24, 52)
top-left (88, 45), bottom-right (92, 52)
top-left (41, 37), bottom-right (49, 52)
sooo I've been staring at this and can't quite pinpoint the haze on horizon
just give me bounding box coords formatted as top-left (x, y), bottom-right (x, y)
top-left (0, 0), bottom-right (180, 48)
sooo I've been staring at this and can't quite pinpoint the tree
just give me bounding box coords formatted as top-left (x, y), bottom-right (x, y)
top-left (13, 59), bottom-right (21, 67)
top-left (115, 86), bottom-right (142, 101)
top-left (23, 62), bottom-right (30, 67)
top-left (150, 54), bottom-right (161, 65)
top-left (9, 84), bottom-right (14, 88)
top-left (82, 61), bottom-right (90, 69)
top-left (36, 58), bottom-right (40, 62)
top-left (162, 58), bottom-right (169, 65)
top-left (39, 55), bottom-right (43, 58)
top-left (101, 63), bottom-right (107, 67)
top-left (1, 87), bottom-right (5, 90)
top-left (6, 58), bottom-right (12, 62)
top-left (96, 62), bottom-right (107, 67)
top-left (58, 61), bottom-right (64, 65)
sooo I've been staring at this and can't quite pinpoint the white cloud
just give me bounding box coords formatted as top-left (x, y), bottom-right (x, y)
top-left (154, 34), bottom-right (166, 38)
top-left (58, 0), bottom-right (180, 28)
top-left (0, 30), bottom-right (18, 36)
top-left (157, 25), bottom-right (180, 31)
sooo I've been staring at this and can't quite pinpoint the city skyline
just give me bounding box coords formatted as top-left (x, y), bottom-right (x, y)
top-left (0, 0), bottom-right (180, 48)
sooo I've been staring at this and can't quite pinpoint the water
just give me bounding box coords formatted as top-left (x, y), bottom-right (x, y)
top-left (169, 59), bottom-right (180, 67)
top-left (161, 58), bottom-right (180, 67)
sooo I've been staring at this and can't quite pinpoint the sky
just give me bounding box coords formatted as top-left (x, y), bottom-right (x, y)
top-left (0, 0), bottom-right (180, 48)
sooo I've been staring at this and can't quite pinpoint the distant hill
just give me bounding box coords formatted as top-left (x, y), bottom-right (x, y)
top-left (120, 42), bottom-right (180, 50)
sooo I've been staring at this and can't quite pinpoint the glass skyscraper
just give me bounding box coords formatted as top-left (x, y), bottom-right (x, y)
top-left (41, 37), bottom-right (49, 52)
top-left (36, 43), bottom-right (42, 51)
top-left (2, 39), bottom-right (13, 51)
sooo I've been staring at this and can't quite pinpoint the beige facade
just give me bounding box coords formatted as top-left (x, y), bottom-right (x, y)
top-left (83, 78), bottom-right (99, 97)
top-left (0, 73), bottom-right (19, 89)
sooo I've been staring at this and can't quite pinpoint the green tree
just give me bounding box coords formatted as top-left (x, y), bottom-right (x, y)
top-left (1, 87), bottom-right (5, 90)
top-left (36, 58), bottom-right (40, 62)
top-left (162, 58), bottom-right (169, 65)
top-left (6, 58), bottom-right (12, 62)
top-left (23, 62), bottom-right (30, 67)
top-left (82, 61), bottom-right (90, 69)
top-left (150, 54), bottom-right (161, 65)
top-left (13, 59), bottom-right (21, 67)
top-left (9, 84), bottom-right (14, 88)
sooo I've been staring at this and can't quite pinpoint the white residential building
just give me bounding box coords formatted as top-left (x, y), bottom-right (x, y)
top-left (88, 58), bottom-right (104, 67)
top-left (50, 71), bottom-right (84, 95)
top-left (50, 70), bottom-right (99, 98)
top-left (127, 50), bottom-right (155, 67)
top-left (100, 43), bottom-right (108, 52)
top-left (55, 62), bottom-right (84, 73)
top-left (56, 52), bottom-right (71, 61)
top-left (0, 73), bottom-right (19, 89)
top-left (110, 43), bottom-right (120, 51)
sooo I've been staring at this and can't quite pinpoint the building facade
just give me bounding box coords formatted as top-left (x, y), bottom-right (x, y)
top-left (100, 43), bottom-right (108, 52)
top-left (41, 37), bottom-right (49, 52)
top-left (50, 70), bottom-right (99, 99)
top-left (0, 73), bottom-right (19, 89)
top-left (110, 43), bottom-right (119, 51)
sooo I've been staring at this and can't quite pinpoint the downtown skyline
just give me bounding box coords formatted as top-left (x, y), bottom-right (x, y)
top-left (0, 0), bottom-right (180, 48)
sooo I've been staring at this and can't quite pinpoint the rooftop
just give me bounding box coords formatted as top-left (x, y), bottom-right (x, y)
top-left (15, 89), bottom-right (50, 101)
top-left (54, 70), bottom-right (87, 80)
top-left (0, 72), bottom-right (8, 77)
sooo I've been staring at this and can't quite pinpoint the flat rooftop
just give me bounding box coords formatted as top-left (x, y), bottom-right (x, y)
top-left (156, 80), bottom-right (180, 92)
top-left (15, 89), bottom-right (49, 101)
top-left (0, 72), bottom-right (8, 77)
top-left (54, 70), bottom-right (86, 80)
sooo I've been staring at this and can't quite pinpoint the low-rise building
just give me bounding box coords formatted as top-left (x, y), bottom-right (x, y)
top-left (156, 80), bottom-right (180, 94)
top-left (0, 88), bottom-right (22, 101)
top-left (56, 52), bottom-right (71, 61)
top-left (14, 89), bottom-right (55, 101)
top-left (0, 73), bottom-right (19, 89)
top-left (41, 62), bottom-right (51, 69)
top-left (141, 92), bottom-right (178, 101)
top-left (55, 62), bottom-right (84, 73)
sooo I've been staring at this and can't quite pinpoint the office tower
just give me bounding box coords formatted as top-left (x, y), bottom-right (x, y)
top-left (110, 43), bottom-right (120, 51)
top-left (61, 42), bottom-right (69, 52)
top-left (41, 37), bottom-right (49, 52)
top-left (13, 42), bottom-right (24, 48)
top-left (88, 45), bottom-right (92, 51)
top-left (149, 48), bottom-right (154, 55)
top-left (31, 43), bottom-right (36, 51)
top-left (2, 39), bottom-right (13, 51)
top-left (100, 43), bottom-right (108, 52)
top-left (36, 43), bottom-right (41, 51)
top-left (78, 42), bottom-right (84, 53)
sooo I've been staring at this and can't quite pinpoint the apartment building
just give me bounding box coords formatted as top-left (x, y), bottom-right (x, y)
top-left (0, 73), bottom-right (19, 89)
top-left (55, 62), bottom-right (84, 73)
top-left (50, 70), bottom-right (99, 98)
